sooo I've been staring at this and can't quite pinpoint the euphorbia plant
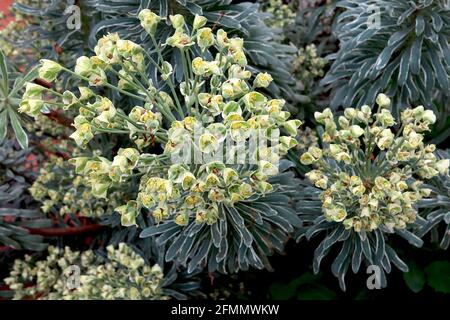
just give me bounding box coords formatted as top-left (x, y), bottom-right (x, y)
top-left (297, 94), bottom-right (449, 289)
top-left (20, 11), bottom-right (302, 274)
top-left (4, 243), bottom-right (167, 300)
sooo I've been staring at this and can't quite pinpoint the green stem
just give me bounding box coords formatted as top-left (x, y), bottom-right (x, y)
top-left (61, 67), bottom-right (146, 102)
top-left (148, 34), bottom-right (184, 119)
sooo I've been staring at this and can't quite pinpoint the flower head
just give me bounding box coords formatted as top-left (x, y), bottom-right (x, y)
top-left (301, 96), bottom-right (448, 233)
top-left (138, 9), bottom-right (161, 35)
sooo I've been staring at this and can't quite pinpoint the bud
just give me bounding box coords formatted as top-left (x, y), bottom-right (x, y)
top-left (436, 159), bottom-right (449, 175)
top-left (279, 136), bottom-right (297, 150)
top-left (216, 29), bottom-right (229, 48)
top-left (284, 119), bottom-right (302, 136)
top-left (193, 14), bottom-right (207, 29)
top-left (344, 108), bottom-right (356, 119)
top-left (239, 183), bottom-right (253, 198)
top-left (223, 168), bottom-right (238, 185)
top-left (169, 14), bottom-right (185, 29)
top-left (314, 108), bottom-right (333, 124)
top-left (308, 146), bottom-right (322, 160)
top-left (39, 59), bottom-right (62, 82)
top-left (253, 72), bottom-right (273, 88)
top-left (422, 109), bottom-right (436, 124)
top-left (376, 129), bottom-right (394, 150)
top-left (174, 212), bottom-right (189, 226)
top-left (376, 109), bottom-right (395, 127)
top-left (74, 56), bottom-right (92, 77)
top-left (197, 27), bottom-right (214, 51)
top-left (300, 152), bottom-right (315, 165)
top-left (161, 61), bottom-right (173, 81)
top-left (116, 200), bottom-right (138, 227)
top-left (349, 125), bottom-right (365, 138)
top-left (375, 93), bottom-right (391, 108)
top-left (23, 82), bottom-right (45, 99)
top-left (338, 116), bottom-right (349, 129)
top-left (258, 160), bottom-right (278, 176)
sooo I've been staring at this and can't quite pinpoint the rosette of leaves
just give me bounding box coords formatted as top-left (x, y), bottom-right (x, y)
top-left (87, 0), bottom-right (295, 99)
top-left (19, 14), bottom-right (302, 273)
top-left (0, 50), bottom-right (38, 149)
top-left (416, 149), bottom-right (450, 249)
top-left (291, 44), bottom-right (328, 95)
top-left (296, 94), bottom-right (449, 290)
top-left (322, 0), bottom-right (450, 114)
top-left (12, 0), bottom-right (295, 99)
top-left (261, 0), bottom-right (337, 112)
top-left (11, 0), bottom-right (98, 65)
top-left (0, 139), bottom-right (49, 251)
top-left (141, 168), bottom-right (300, 274)
top-left (284, 0), bottom-right (338, 53)
top-left (258, 0), bottom-right (296, 30)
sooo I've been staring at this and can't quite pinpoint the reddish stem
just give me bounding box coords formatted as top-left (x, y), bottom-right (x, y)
top-left (27, 224), bottom-right (103, 237)
top-left (33, 78), bottom-right (52, 89)
top-left (43, 110), bottom-right (74, 128)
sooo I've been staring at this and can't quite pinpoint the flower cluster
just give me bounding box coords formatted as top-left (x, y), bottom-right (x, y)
top-left (29, 155), bottom-right (126, 218)
top-left (3, 244), bottom-right (167, 300)
top-left (295, 126), bottom-right (319, 152)
top-left (292, 44), bottom-right (327, 91)
top-left (300, 94), bottom-right (449, 233)
top-left (21, 11), bottom-right (301, 229)
top-left (24, 113), bottom-right (72, 138)
top-left (417, 149), bottom-right (450, 250)
top-left (259, 0), bottom-right (296, 29)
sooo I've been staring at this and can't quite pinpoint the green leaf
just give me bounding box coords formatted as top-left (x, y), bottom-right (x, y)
top-left (0, 110), bottom-right (8, 143)
top-left (8, 66), bottom-right (39, 98)
top-left (403, 262), bottom-right (426, 293)
top-left (425, 261), bottom-right (450, 294)
top-left (9, 111), bottom-right (28, 149)
top-left (415, 15), bottom-right (425, 36)
top-left (398, 46), bottom-right (411, 86)
top-left (430, 12), bottom-right (443, 32)
top-left (428, 47), bottom-right (449, 90)
top-left (0, 50), bottom-right (8, 94)
top-left (395, 229), bottom-right (423, 247)
top-left (0, 235), bottom-right (21, 249)
top-left (410, 36), bottom-right (423, 75)
top-left (374, 46), bottom-right (394, 71)
top-left (0, 208), bottom-right (41, 217)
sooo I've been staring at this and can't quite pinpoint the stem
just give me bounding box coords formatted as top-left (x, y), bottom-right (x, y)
top-left (27, 224), bottom-right (103, 237)
top-left (181, 49), bottom-right (191, 97)
top-left (148, 34), bottom-right (184, 118)
top-left (61, 67), bottom-right (146, 102)
top-left (91, 126), bottom-right (130, 134)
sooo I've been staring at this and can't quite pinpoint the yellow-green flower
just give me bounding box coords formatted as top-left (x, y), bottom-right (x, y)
top-left (193, 14), bottom-right (208, 30)
top-left (197, 27), bottom-right (214, 51)
top-left (39, 59), bottom-right (62, 82)
top-left (138, 9), bottom-right (161, 35)
top-left (253, 72), bottom-right (273, 88)
top-left (169, 14), bottom-right (185, 29)
top-left (166, 29), bottom-right (194, 49)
